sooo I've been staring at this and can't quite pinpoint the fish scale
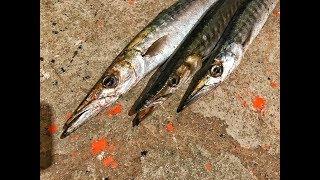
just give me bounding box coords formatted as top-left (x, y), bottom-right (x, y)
top-left (226, 0), bottom-right (271, 47)
top-left (60, 0), bottom-right (219, 138)
top-left (177, 0), bottom-right (278, 112)
top-left (129, 0), bottom-right (245, 125)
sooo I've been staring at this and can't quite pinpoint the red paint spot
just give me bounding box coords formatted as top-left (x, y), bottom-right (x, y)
top-left (91, 138), bottom-right (108, 155)
top-left (166, 122), bottom-right (175, 133)
top-left (103, 156), bottom-right (113, 166)
top-left (110, 160), bottom-right (119, 169)
top-left (236, 94), bottom-right (248, 108)
top-left (205, 162), bottom-right (213, 172)
top-left (252, 96), bottom-right (266, 111)
top-left (273, 9), bottom-right (280, 16)
top-left (103, 156), bottom-right (118, 169)
top-left (65, 112), bottom-right (73, 120)
top-left (107, 103), bottom-right (122, 117)
top-left (47, 123), bottom-right (58, 134)
top-left (128, 0), bottom-right (135, 5)
top-left (270, 81), bottom-right (279, 89)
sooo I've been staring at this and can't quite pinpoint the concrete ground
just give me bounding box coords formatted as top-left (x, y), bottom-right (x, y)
top-left (40, 0), bottom-right (280, 179)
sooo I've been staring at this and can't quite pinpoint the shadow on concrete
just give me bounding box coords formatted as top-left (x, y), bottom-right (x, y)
top-left (40, 102), bottom-right (54, 170)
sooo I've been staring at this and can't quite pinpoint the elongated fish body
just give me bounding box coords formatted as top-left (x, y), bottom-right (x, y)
top-left (60, 0), bottom-right (219, 138)
top-left (129, 0), bottom-right (244, 125)
top-left (177, 0), bottom-right (278, 112)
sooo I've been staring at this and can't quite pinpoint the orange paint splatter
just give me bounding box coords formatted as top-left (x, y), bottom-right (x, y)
top-left (270, 81), bottom-right (279, 89)
top-left (110, 160), bottom-right (119, 169)
top-left (273, 9), bottom-right (280, 16)
top-left (65, 112), bottom-right (73, 120)
top-left (107, 103), bottom-right (122, 117)
top-left (47, 123), bottom-right (58, 134)
top-left (205, 162), bottom-right (213, 172)
top-left (252, 96), bottom-right (266, 111)
top-left (103, 156), bottom-right (118, 169)
top-left (236, 94), bottom-right (248, 108)
top-left (166, 122), bottom-right (175, 133)
top-left (128, 0), bottom-right (135, 5)
top-left (91, 138), bottom-right (108, 155)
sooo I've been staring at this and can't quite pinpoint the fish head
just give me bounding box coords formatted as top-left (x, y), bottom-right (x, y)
top-left (145, 72), bottom-right (182, 107)
top-left (130, 72), bottom-right (183, 126)
top-left (61, 50), bottom-right (141, 138)
top-left (140, 54), bottom-right (202, 112)
top-left (177, 44), bottom-right (243, 112)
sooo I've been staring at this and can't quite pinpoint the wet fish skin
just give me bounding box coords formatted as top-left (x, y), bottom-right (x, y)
top-left (129, 0), bottom-right (244, 125)
top-left (60, 0), bottom-right (218, 138)
top-left (177, 0), bottom-right (278, 112)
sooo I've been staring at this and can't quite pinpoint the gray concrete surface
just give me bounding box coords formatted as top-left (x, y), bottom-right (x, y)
top-left (40, 0), bottom-right (280, 179)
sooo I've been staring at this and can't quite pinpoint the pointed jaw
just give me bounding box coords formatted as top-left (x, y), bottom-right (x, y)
top-left (129, 81), bottom-right (174, 117)
top-left (60, 101), bottom-right (103, 139)
top-left (60, 94), bottom-right (118, 139)
top-left (60, 105), bottom-right (100, 139)
top-left (177, 50), bottom-right (240, 113)
top-left (177, 60), bottom-right (224, 113)
top-left (132, 106), bottom-right (155, 127)
top-left (177, 74), bottom-right (215, 113)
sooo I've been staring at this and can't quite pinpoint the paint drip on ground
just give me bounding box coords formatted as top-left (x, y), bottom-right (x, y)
top-left (107, 103), bottom-right (122, 117)
top-left (273, 9), bottom-right (280, 16)
top-left (236, 94), bottom-right (248, 108)
top-left (103, 156), bottom-right (118, 169)
top-left (166, 122), bottom-right (175, 133)
top-left (252, 96), bottom-right (266, 112)
top-left (205, 162), bottom-right (213, 172)
top-left (270, 81), bottom-right (279, 89)
top-left (128, 0), bottom-right (136, 5)
top-left (91, 138), bottom-right (108, 155)
top-left (47, 123), bottom-right (58, 134)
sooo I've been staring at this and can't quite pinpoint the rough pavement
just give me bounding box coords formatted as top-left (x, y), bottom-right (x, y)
top-left (40, 0), bottom-right (280, 179)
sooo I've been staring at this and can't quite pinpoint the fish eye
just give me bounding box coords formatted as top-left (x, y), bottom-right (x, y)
top-left (168, 75), bottom-right (180, 87)
top-left (210, 64), bottom-right (223, 77)
top-left (102, 75), bottom-right (118, 88)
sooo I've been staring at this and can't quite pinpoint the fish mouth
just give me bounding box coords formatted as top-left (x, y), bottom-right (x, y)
top-left (176, 64), bottom-right (216, 113)
top-left (132, 92), bottom-right (172, 125)
top-left (149, 92), bottom-right (173, 107)
top-left (60, 109), bottom-right (90, 139)
top-left (60, 96), bottom-right (117, 139)
top-left (177, 73), bottom-right (224, 113)
top-left (177, 81), bottom-right (208, 113)
top-left (129, 90), bottom-right (172, 117)
top-left (132, 106), bottom-right (155, 127)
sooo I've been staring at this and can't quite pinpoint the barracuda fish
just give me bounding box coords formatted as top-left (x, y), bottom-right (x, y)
top-left (60, 0), bottom-right (219, 138)
top-left (128, 0), bottom-right (244, 126)
top-left (177, 0), bottom-right (278, 112)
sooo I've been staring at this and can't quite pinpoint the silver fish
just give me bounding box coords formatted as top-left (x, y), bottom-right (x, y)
top-left (129, 0), bottom-right (244, 126)
top-left (177, 0), bottom-right (278, 112)
top-left (61, 0), bottom-right (219, 138)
